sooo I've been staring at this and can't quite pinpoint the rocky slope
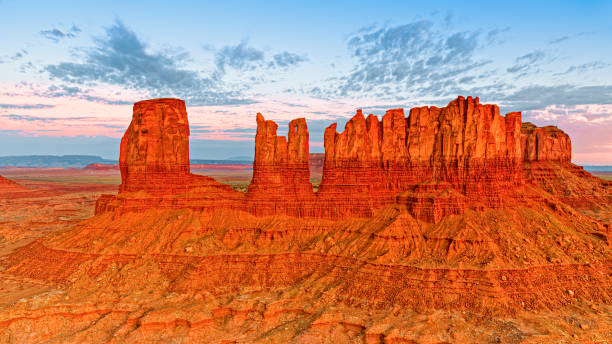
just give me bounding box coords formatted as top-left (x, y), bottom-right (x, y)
top-left (0, 176), bottom-right (25, 194)
top-left (521, 122), bottom-right (612, 220)
top-left (0, 96), bottom-right (610, 343)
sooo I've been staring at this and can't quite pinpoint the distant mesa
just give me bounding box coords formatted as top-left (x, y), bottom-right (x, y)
top-left (521, 122), bottom-right (572, 162)
top-left (0, 155), bottom-right (116, 168)
top-left (83, 163), bottom-right (119, 171)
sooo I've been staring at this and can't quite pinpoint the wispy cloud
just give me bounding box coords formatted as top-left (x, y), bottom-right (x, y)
top-left (40, 25), bottom-right (81, 43)
top-left (214, 40), bottom-right (307, 74)
top-left (0, 103), bottom-right (54, 109)
top-left (33, 84), bottom-right (132, 105)
top-left (554, 61), bottom-right (610, 76)
top-left (502, 85), bottom-right (612, 111)
top-left (215, 40), bottom-right (265, 73)
top-left (1, 114), bottom-right (92, 122)
top-left (506, 50), bottom-right (547, 75)
top-left (271, 52), bottom-right (308, 68)
top-left (549, 36), bottom-right (569, 45)
top-left (43, 20), bottom-right (308, 106)
top-left (320, 20), bottom-right (497, 99)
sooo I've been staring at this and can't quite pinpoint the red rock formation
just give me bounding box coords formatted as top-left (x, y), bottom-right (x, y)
top-left (96, 98), bottom-right (244, 214)
top-left (317, 97), bottom-right (524, 219)
top-left (246, 113), bottom-right (315, 216)
top-left (94, 96), bottom-right (605, 224)
top-left (1, 96), bottom-right (611, 343)
top-left (521, 122), bottom-right (571, 162)
top-left (520, 122), bottom-right (611, 211)
top-left (119, 98), bottom-right (192, 194)
top-left (397, 182), bottom-right (466, 223)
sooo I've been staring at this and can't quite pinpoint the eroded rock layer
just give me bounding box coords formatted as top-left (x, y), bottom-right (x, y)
top-left (521, 122), bottom-right (571, 162)
top-left (1, 188), bottom-right (611, 342)
top-left (246, 114), bottom-right (315, 216)
top-left (519, 122), bottom-right (611, 215)
top-left (317, 96), bottom-right (524, 219)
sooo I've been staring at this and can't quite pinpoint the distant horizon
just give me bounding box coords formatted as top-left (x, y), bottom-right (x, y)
top-left (1, 154), bottom-right (612, 169)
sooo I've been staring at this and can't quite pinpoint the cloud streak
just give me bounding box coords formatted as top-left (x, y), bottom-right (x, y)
top-left (214, 40), bottom-right (308, 76)
top-left (0, 103), bottom-right (54, 109)
top-left (40, 25), bottom-right (81, 42)
top-left (0, 114), bottom-right (91, 122)
top-left (506, 50), bottom-right (546, 74)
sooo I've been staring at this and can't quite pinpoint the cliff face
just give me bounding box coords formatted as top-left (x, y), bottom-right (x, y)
top-left (519, 122), bottom-right (611, 209)
top-left (520, 122), bottom-right (571, 162)
top-left (96, 98), bottom-right (244, 214)
top-left (119, 98), bottom-right (191, 194)
top-left (317, 96), bottom-right (524, 219)
top-left (95, 96), bottom-right (607, 223)
top-left (246, 113), bottom-right (315, 216)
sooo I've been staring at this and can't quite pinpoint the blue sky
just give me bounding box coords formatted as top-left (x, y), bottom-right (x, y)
top-left (1, 0), bottom-right (611, 163)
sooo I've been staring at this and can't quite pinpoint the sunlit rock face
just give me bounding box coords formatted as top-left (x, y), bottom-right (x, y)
top-left (119, 98), bottom-right (191, 194)
top-left (520, 122), bottom-right (572, 162)
top-left (95, 96), bottom-right (606, 223)
top-left (95, 98), bottom-right (245, 215)
top-left (246, 113), bottom-right (316, 217)
top-left (316, 96), bottom-right (525, 219)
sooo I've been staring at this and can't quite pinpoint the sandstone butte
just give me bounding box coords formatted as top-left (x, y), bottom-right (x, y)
top-left (93, 96), bottom-right (610, 222)
top-left (0, 96), bottom-right (610, 343)
top-left (94, 98), bottom-right (244, 215)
